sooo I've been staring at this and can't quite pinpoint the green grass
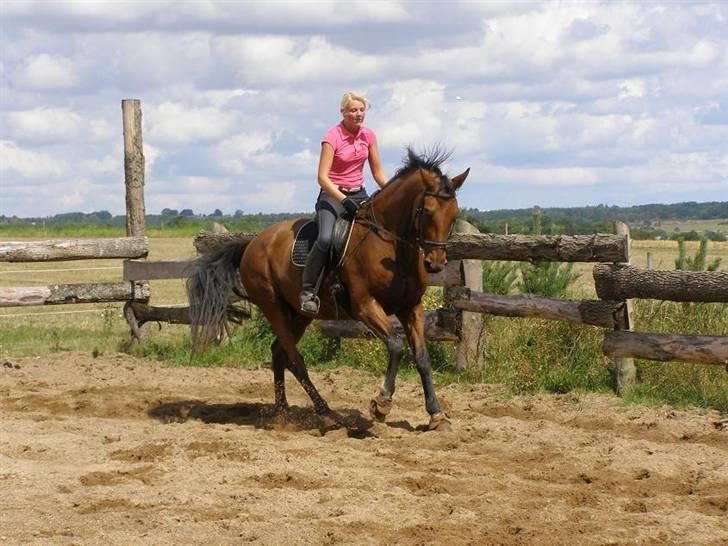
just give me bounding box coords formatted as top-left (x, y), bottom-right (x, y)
top-left (0, 221), bottom-right (257, 239)
top-left (0, 306), bottom-right (129, 357)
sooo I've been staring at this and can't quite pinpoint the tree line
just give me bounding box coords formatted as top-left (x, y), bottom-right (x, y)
top-left (461, 201), bottom-right (728, 240)
top-left (2, 201), bottom-right (726, 240)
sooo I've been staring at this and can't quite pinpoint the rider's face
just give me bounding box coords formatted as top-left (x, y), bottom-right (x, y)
top-left (342, 100), bottom-right (366, 129)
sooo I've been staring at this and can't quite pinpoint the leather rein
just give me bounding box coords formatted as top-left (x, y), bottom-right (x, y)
top-left (355, 187), bottom-right (455, 252)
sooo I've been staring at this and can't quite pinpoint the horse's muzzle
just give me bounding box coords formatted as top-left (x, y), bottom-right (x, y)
top-left (424, 256), bottom-right (446, 273)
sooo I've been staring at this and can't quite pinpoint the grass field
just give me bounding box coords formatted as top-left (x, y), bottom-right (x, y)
top-left (1, 234), bottom-right (726, 412)
top-left (656, 218), bottom-right (728, 235)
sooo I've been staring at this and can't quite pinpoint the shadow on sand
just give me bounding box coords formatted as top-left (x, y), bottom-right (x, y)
top-left (147, 399), bottom-right (380, 438)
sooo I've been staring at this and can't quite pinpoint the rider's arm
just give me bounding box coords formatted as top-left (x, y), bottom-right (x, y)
top-left (318, 142), bottom-right (348, 202)
top-left (368, 140), bottom-right (388, 188)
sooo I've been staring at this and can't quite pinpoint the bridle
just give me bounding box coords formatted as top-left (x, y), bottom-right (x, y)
top-left (414, 190), bottom-right (456, 252)
top-left (356, 185), bottom-right (456, 253)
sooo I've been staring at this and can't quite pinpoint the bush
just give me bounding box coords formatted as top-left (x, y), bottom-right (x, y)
top-left (674, 238), bottom-right (722, 271)
top-left (519, 261), bottom-right (580, 297)
top-left (482, 261), bottom-right (519, 295)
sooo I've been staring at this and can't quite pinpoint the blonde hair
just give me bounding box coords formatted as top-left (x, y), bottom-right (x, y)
top-left (340, 92), bottom-right (369, 112)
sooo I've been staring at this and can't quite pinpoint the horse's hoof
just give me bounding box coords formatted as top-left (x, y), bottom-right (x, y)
top-left (369, 397), bottom-right (392, 422)
top-left (318, 412), bottom-right (344, 433)
top-left (427, 412), bottom-right (453, 432)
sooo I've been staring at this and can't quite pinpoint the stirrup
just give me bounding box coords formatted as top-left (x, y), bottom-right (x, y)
top-left (299, 292), bottom-right (320, 314)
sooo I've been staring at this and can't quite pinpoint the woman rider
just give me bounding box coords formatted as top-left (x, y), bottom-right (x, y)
top-left (299, 92), bottom-right (389, 314)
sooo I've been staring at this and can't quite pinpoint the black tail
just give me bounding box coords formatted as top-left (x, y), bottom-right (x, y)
top-left (186, 240), bottom-right (249, 350)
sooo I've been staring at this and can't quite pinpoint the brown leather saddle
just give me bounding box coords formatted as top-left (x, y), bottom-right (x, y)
top-left (291, 217), bottom-right (355, 268)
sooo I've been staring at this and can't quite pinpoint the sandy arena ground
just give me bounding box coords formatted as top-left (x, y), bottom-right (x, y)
top-left (1, 352), bottom-right (726, 545)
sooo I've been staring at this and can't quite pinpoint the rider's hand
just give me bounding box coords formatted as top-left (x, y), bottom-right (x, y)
top-left (341, 197), bottom-right (360, 215)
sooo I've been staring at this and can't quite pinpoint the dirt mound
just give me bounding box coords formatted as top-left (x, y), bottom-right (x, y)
top-left (1, 352), bottom-right (726, 544)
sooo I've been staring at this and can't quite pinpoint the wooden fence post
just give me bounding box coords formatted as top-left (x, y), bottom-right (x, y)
top-left (122, 99), bottom-right (147, 342)
top-left (122, 99), bottom-right (145, 237)
top-left (450, 219), bottom-right (486, 371)
top-left (613, 221), bottom-right (635, 394)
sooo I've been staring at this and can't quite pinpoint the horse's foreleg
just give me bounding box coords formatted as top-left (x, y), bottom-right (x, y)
top-left (354, 299), bottom-right (400, 421)
top-left (370, 335), bottom-right (403, 421)
top-left (398, 304), bottom-right (451, 432)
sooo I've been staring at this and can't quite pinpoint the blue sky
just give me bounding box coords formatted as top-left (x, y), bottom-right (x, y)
top-left (1, 1), bottom-right (726, 217)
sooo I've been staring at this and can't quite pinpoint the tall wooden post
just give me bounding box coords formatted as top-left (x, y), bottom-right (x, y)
top-left (451, 219), bottom-right (486, 371)
top-left (613, 221), bottom-right (635, 393)
top-left (122, 99), bottom-right (145, 237)
top-left (122, 99), bottom-right (147, 342)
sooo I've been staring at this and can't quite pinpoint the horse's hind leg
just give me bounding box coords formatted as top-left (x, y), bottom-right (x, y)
top-left (271, 341), bottom-right (289, 412)
top-left (261, 302), bottom-right (333, 418)
top-left (270, 313), bottom-right (312, 413)
top-left (370, 335), bottom-right (404, 421)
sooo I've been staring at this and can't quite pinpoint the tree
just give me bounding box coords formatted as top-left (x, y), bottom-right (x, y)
top-left (161, 208), bottom-right (178, 216)
top-left (94, 210), bottom-right (112, 222)
top-left (180, 209), bottom-right (194, 217)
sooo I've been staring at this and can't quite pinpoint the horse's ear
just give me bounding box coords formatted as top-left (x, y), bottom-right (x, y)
top-left (450, 168), bottom-right (469, 190)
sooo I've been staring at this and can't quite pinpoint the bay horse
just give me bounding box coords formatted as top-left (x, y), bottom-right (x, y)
top-left (187, 148), bottom-right (468, 431)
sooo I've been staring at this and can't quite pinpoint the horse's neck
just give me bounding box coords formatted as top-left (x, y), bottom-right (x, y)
top-left (371, 176), bottom-right (421, 236)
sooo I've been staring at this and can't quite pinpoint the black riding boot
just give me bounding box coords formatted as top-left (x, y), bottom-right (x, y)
top-left (299, 243), bottom-right (328, 314)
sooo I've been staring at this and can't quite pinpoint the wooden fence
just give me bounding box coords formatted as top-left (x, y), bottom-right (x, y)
top-left (192, 223), bottom-right (728, 391)
top-left (0, 100), bottom-right (150, 311)
top-left (2, 98), bottom-right (726, 396)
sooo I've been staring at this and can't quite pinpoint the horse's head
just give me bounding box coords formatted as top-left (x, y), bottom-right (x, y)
top-left (416, 166), bottom-right (469, 273)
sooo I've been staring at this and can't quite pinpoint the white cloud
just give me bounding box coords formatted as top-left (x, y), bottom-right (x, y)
top-left (618, 79), bottom-right (646, 99)
top-left (377, 80), bottom-right (487, 154)
top-left (242, 182), bottom-right (299, 210)
top-left (4, 0), bottom-right (408, 31)
top-left (0, 141), bottom-right (69, 180)
top-left (479, 163), bottom-right (599, 187)
top-left (12, 53), bottom-right (78, 89)
top-left (6, 107), bottom-right (85, 144)
top-left (218, 35), bottom-right (383, 85)
top-left (1, 1), bottom-right (726, 215)
top-left (146, 102), bottom-right (240, 145)
top-left (214, 132), bottom-right (274, 175)
top-left (89, 118), bottom-right (115, 142)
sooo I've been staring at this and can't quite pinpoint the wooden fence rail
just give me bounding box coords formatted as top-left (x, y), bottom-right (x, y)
top-left (447, 286), bottom-right (629, 330)
top-left (0, 237), bottom-right (148, 262)
top-left (594, 264), bottom-right (728, 303)
top-left (444, 232), bottom-right (628, 262)
top-left (604, 331), bottom-right (728, 366)
top-left (0, 281), bottom-right (150, 307)
top-left (192, 231), bottom-right (629, 264)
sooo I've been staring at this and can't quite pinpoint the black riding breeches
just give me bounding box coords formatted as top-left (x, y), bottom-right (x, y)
top-left (313, 188), bottom-right (367, 253)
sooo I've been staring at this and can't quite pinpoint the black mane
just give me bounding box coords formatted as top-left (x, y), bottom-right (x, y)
top-left (389, 146), bottom-right (454, 192)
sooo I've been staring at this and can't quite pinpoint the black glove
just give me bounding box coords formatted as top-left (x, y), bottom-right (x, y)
top-left (341, 197), bottom-right (360, 215)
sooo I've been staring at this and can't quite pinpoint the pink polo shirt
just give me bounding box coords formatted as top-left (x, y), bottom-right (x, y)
top-left (322, 122), bottom-right (376, 189)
